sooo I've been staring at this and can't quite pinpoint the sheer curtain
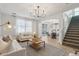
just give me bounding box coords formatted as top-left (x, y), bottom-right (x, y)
top-left (16, 18), bottom-right (32, 34)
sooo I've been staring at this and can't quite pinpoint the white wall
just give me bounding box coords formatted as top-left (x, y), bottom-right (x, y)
top-left (32, 20), bottom-right (38, 34)
top-left (0, 10), bottom-right (71, 44)
top-left (0, 11), bottom-right (38, 38)
top-left (0, 12), bottom-right (16, 38)
top-left (39, 19), bottom-right (59, 35)
top-left (38, 11), bottom-right (73, 44)
top-left (38, 13), bottom-right (64, 44)
top-left (0, 12), bottom-right (1, 36)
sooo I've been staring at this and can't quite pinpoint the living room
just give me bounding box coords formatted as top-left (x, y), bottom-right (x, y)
top-left (0, 2), bottom-right (79, 56)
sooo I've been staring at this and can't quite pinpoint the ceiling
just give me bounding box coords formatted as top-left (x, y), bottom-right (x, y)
top-left (0, 3), bottom-right (79, 19)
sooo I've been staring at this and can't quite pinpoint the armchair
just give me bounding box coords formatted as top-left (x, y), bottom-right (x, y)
top-left (30, 34), bottom-right (45, 49)
top-left (0, 40), bottom-right (26, 56)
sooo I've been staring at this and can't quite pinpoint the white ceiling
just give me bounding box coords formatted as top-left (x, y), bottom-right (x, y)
top-left (0, 3), bottom-right (79, 18)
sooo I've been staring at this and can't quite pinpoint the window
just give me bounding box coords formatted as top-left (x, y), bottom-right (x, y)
top-left (75, 8), bottom-right (79, 16)
top-left (42, 24), bottom-right (47, 35)
top-left (16, 18), bottom-right (32, 34)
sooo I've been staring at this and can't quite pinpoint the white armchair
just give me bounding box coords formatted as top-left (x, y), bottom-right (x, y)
top-left (0, 38), bottom-right (12, 54)
top-left (0, 40), bottom-right (26, 56)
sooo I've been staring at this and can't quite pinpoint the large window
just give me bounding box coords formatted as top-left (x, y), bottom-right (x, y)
top-left (64, 7), bottom-right (79, 17)
top-left (16, 18), bottom-right (32, 34)
top-left (42, 24), bottom-right (47, 35)
top-left (75, 8), bottom-right (79, 16)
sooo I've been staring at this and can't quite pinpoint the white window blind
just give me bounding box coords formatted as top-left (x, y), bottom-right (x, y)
top-left (16, 18), bottom-right (32, 34)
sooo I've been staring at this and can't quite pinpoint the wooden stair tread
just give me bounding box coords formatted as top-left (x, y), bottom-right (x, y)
top-left (66, 34), bottom-right (79, 37)
top-left (63, 41), bottom-right (79, 46)
top-left (67, 32), bottom-right (79, 34)
top-left (68, 28), bottom-right (79, 29)
top-left (63, 16), bottom-right (79, 49)
top-left (68, 30), bottom-right (79, 31)
top-left (64, 39), bottom-right (79, 43)
top-left (65, 36), bottom-right (79, 39)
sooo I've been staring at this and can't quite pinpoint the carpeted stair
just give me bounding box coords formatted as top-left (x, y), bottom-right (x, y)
top-left (63, 16), bottom-right (79, 49)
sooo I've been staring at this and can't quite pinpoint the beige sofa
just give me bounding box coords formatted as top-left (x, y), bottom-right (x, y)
top-left (16, 33), bottom-right (32, 42)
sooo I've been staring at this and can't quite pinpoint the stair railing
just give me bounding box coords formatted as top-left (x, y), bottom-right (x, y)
top-left (63, 13), bottom-right (72, 39)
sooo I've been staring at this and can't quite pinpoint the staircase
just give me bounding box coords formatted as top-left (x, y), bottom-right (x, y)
top-left (63, 16), bottom-right (79, 49)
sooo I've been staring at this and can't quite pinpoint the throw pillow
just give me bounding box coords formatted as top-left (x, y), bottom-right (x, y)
top-left (2, 35), bottom-right (11, 42)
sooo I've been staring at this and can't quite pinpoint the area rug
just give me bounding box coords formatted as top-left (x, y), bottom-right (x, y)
top-left (20, 42), bottom-right (67, 56)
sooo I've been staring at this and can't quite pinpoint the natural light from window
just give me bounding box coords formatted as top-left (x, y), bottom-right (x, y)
top-left (16, 18), bottom-right (32, 34)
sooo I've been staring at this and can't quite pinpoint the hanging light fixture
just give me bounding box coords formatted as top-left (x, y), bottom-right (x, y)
top-left (33, 5), bottom-right (46, 18)
top-left (0, 21), bottom-right (12, 29)
top-left (7, 21), bottom-right (12, 29)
